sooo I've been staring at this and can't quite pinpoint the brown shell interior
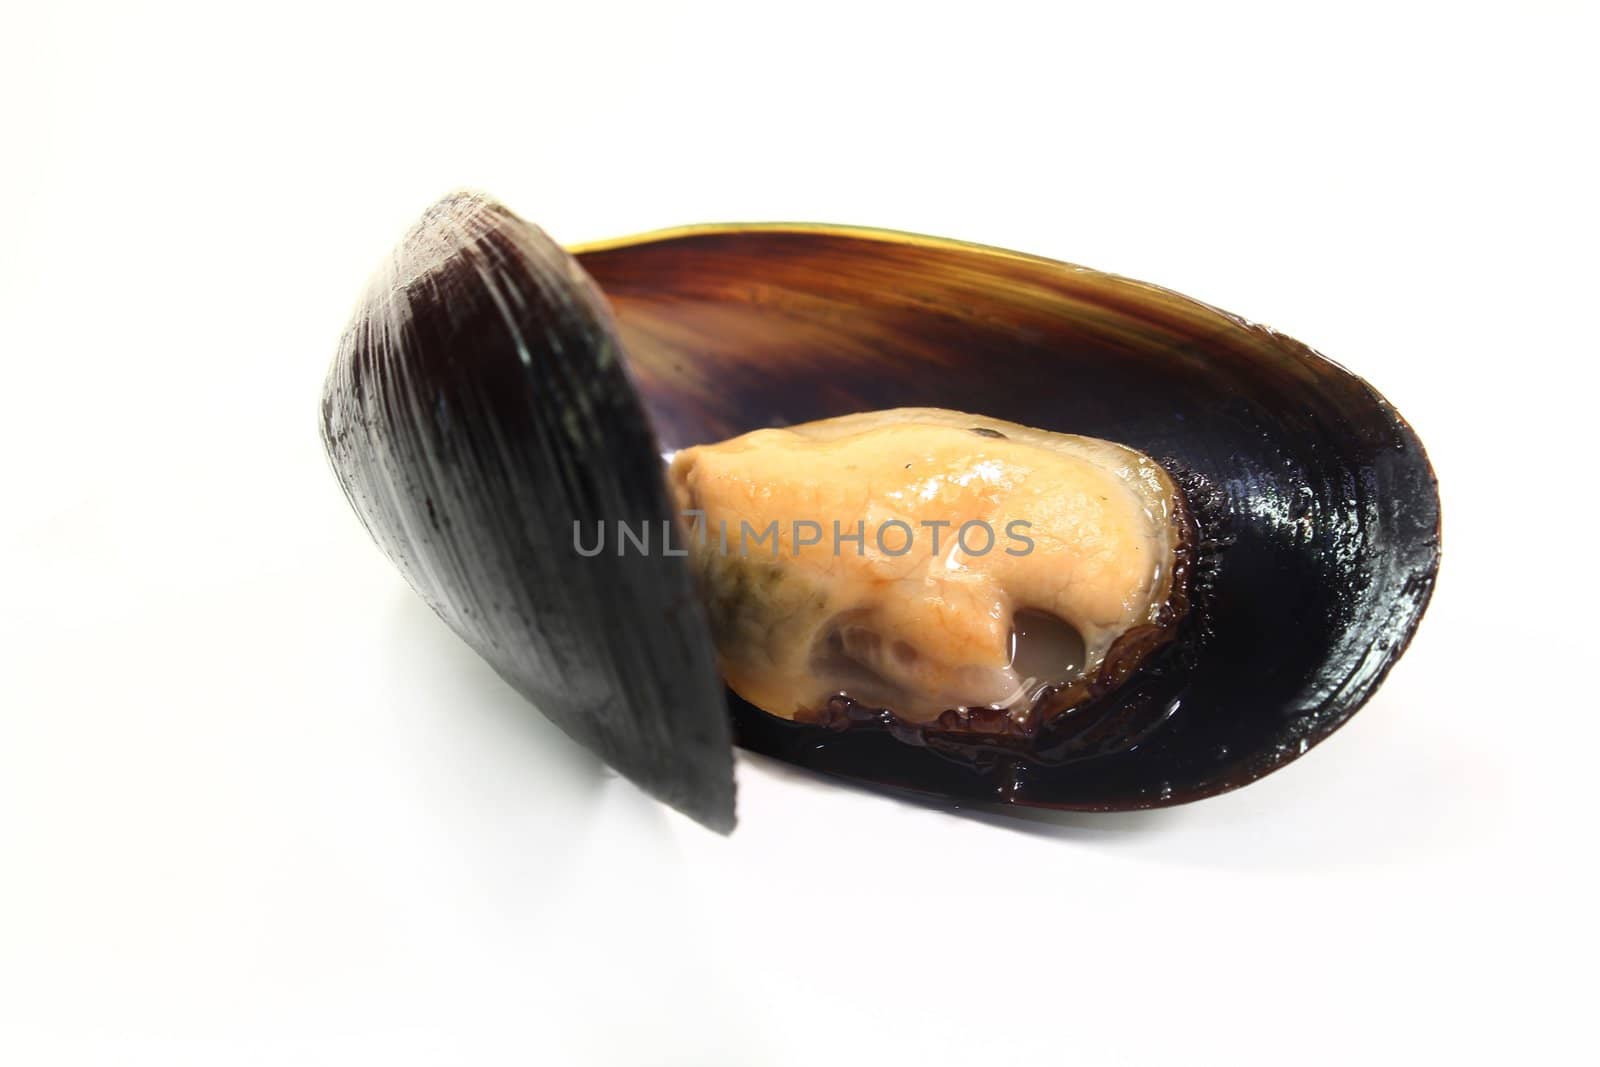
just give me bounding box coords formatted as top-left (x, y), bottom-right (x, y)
top-left (573, 225), bottom-right (1439, 810)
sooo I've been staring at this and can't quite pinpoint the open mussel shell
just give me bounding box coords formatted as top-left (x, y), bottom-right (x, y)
top-left (323, 192), bottom-right (1439, 830)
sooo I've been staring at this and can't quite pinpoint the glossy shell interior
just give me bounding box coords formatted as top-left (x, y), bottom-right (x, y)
top-left (573, 224), bottom-right (1440, 811)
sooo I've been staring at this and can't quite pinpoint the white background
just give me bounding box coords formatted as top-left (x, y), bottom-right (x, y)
top-left (3, 2), bottom-right (1594, 1064)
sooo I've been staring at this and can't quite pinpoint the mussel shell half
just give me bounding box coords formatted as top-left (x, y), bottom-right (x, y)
top-left (573, 224), bottom-right (1440, 810)
top-left (321, 194), bottom-right (735, 831)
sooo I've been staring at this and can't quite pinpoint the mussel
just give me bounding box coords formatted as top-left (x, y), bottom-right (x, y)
top-left (320, 192), bottom-right (1439, 832)
top-left (666, 408), bottom-right (1195, 729)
